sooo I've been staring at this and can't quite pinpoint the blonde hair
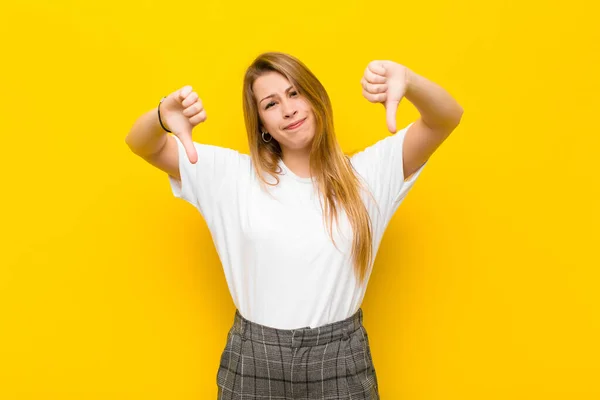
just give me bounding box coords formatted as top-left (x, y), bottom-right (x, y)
top-left (242, 52), bottom-right (374, 286)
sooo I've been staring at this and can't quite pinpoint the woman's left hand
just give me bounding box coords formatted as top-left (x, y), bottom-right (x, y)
top-left (361, 60), bottom-right (409, 133)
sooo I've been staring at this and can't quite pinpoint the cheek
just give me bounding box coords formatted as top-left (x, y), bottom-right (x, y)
top-left (259, 112), bottom-right (272, 127)
top-left (305, 106), bottom-right (316, 121)
top-left (264, 115), bottom-right (279, 129)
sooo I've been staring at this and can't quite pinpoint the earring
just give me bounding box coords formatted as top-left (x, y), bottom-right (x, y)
top-left (262, 131), bottom-right (272, 143)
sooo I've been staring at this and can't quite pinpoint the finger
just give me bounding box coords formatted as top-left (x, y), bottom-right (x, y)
top-left (181, 93), bottom-right (200, 112)
top-left (364, 68), bottom-right (386, 84)
top-left (189, 109), bottom-right (207, 125)
top-left (367, 61), bottom-right (386, 77)
top-left (385, 100), bottom-right (400, 133)
top-left (182, 91), bottom-right (199, 108)
top-left (361, 78), bottom-right (387, 94)
top-left (182, 101), bottom-right (204, 118)
top-left (362, 88), bottom-right (387, 103)
top-left (178, 132), bottom-right (198, 164)
top-left (178, 85), bottom-right (193, 102)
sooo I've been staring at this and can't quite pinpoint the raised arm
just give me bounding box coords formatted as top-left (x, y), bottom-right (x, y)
top-left (361, 61), bottom-right (463, 180)
top-left (125, 85), bottom-right (205, 180)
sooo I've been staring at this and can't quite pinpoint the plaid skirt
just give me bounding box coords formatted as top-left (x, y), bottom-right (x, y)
top-left (216, 307), bottom-right (379, 399)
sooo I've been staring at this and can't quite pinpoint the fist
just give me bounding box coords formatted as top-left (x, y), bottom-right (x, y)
top-left (160, 85), bottom-right (207, 164)
top-left (361, 60), bottom-right (409, 133)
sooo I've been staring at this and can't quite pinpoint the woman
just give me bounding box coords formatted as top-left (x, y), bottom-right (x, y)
top-left (125, 52), bottom-right (463, 399)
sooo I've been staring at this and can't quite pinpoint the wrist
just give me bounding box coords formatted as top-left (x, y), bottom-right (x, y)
top-left (157, 97), bottom-right (172, 133)
top-left (404, 67), bottom-right (416, 95)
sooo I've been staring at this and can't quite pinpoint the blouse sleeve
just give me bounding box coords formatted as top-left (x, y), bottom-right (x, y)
top-left (167, 135), bottom-right (249, 225)
top-left (349, 121), bottom-right (428, 225)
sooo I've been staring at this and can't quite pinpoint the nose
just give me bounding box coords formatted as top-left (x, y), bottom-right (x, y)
top-left (281, 100), bottom-right (298, 119)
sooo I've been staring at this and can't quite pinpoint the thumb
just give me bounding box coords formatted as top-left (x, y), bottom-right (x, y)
top-left (385, 99), bottom-right (400, 133)
top-left (177, 130), bottom-right (198, 164)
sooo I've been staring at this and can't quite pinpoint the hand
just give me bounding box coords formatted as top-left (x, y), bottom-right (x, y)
top-left (360, 60), bottom-right (409, 133)
top-left (160, 85), bottom-right (207, 164)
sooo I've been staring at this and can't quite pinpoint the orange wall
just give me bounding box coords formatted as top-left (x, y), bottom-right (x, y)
top-left (1, 0), bottom-right (598, 398)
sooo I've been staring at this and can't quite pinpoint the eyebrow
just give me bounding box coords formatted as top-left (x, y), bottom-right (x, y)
top-left (260, 86), bottom-right (294, 104)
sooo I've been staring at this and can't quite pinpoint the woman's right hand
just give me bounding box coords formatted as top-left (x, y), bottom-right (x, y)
top-left (160, 85), bottom-right (207, 164)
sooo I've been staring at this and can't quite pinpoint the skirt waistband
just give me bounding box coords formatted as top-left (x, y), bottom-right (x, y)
top-left (230, 308), bottom-right (364, 349)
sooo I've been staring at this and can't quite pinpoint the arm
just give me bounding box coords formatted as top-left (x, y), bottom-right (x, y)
top-left (362, 61), bottom-right (464, 179)
top-left (405, 68), bottom-right (464, 132)
top-left (401, 68), bottom-right (464, 179)
top-left (125, 107), bottom-right (180, 179)
top-left (125, 107), bottom-right (170, 157)
top-left (126, 85), bottom-right (203, 178)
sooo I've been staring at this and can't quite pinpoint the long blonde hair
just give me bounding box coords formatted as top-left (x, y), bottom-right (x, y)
top-left (242, 52), bottom-right (374, 286)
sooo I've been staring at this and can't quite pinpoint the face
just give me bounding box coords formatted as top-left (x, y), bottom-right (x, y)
top-left (253, 71), bottom-right (315, 152)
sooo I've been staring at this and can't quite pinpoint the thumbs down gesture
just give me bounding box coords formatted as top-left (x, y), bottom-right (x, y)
top-left (360, 60), bottom-right (410, 134)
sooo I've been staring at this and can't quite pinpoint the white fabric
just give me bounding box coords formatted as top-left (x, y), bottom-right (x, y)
top-left (168, 122), bottom-right (427, 329)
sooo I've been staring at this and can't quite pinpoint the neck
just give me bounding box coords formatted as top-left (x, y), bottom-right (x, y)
top-left (282, 149), bottom-right (312, 178)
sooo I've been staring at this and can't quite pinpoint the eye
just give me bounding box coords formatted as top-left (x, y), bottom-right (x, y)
top-left (265, 91), bottom-right (299, 110)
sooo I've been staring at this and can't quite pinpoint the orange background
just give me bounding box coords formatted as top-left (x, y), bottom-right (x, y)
top-left (1, 0), bottom-right (599, 398)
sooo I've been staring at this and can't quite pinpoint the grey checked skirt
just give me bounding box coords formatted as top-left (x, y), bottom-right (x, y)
top-left (216, 308), bottom-right (379, 399)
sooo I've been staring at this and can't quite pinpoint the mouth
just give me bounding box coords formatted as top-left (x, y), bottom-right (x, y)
top-left (284, 118), bottom-right (306, 130)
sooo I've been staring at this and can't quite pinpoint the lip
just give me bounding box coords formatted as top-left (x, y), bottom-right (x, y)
top-left (284, 118), bottom-right (306, 130)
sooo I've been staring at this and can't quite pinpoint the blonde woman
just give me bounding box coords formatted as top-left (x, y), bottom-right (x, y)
top-left (126, 52), bottom-right (463, 399)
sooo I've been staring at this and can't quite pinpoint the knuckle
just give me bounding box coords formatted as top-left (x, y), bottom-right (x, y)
top-left (195, 110), bottom-right (207, 123)
top-left (369, 71), bottom-right (379, 83)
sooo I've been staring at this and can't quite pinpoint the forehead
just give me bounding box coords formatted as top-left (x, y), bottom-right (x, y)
top-left (253, 71), bottom-right (293, 98)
